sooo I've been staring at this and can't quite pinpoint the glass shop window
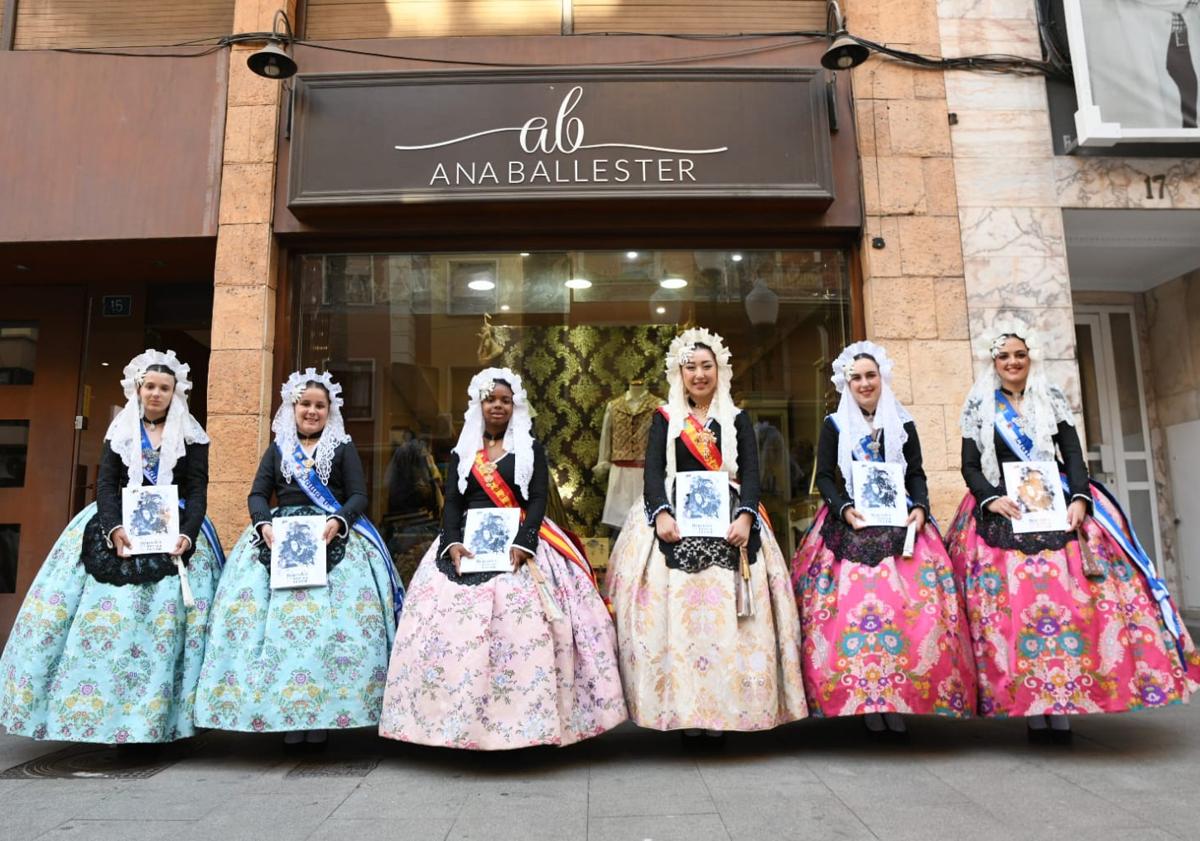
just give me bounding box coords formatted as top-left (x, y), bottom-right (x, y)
top-left (292, 250), bottom-right (852, 582)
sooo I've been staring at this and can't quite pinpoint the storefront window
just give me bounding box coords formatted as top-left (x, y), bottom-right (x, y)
top-left (292, 249), bottom-right (851, 579)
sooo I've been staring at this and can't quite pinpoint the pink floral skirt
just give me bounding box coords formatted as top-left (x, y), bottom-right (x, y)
top-left (791, 505), bottom-right (976, 718)
top-left (606, 505), bottom-right (807, 731)
top-left (377, 532), bottom-right (627, 750)
top-left (945, 493), bottom-right (1200, 717)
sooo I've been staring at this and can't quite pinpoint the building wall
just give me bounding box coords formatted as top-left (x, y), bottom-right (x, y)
top-left (934, 0), bottom-right (1200, 593)
top-left (847, 0), bottom-right (974, 523)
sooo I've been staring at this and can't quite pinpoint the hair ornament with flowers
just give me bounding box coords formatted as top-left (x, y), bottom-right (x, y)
top-left (106, 349), bottom-right (208, 489)
top-left (281, 367), bottom-right (344, 410)
top-left (977, 318), bottom-right (1039, 361)
top-left (830, 340), bottom-right (895, 394)
top-left (665, 327), bottom-right (732, 373)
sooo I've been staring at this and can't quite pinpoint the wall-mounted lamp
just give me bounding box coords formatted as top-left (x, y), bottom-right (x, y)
top-left (247, 10), bottom-right (298, 79)
top-left (821, 1), bottom-right (871, 70)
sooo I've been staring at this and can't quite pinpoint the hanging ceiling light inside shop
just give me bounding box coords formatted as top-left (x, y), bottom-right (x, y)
top-left (730, 253), bottom-right (744, 262)
top-left (626, 251), bottom-right (639, 259)
top-left (565, 278), bottom-right (592, 290)
top-left (659, 277), bottom-right (688, 290)
top-left (247, 10), bottom-right (298, 79)
top-left (467, 279), bottom-right (496, 291)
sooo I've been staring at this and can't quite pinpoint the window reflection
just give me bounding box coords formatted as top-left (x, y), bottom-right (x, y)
top-left (0, 323), bottom-right (38, 385)
top-left (294, 250), bottom-right (851, 579)
top-left (0, 420), bottom-right (30, 488)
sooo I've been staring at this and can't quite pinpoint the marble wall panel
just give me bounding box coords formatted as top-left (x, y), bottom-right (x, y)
top-left (1055, 157), bottom-right (1200, 209)
top-left (963, 256), bottom-right (1072, 308)
top-left (949, 109), bottom-right (1053, 159)
top-left (937, 0), bottom-right (1036, 19)
top-left (955, 157), bottom-right (1057, 208)
top-left (959, 206), bottom-right (1065, 258)
top-left (938, 17), bottom-right (1041, 59)
top-left (944, 72), bottom-right (1047, 111)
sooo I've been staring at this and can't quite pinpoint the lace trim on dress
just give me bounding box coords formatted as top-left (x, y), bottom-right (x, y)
top-left (818, 514), bottom-right (907, 568)
top-left (974, 506), bottom-right (1075, 552)
top-left (255, 505), bottom-right (346, 571)
top-left (80, 513), bottom-right (191, 585)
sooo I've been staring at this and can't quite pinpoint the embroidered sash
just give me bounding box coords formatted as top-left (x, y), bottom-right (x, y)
top-left (285, 443), bottom-right (404, 621)
top-left (991, 399), bottom-right (1183, 649)
top-left (660, 408), bottom-right (773, 530)
top-left (141, 426), bottom-right (225, 569)
top-left (470, 450), bottom-right (601, 592)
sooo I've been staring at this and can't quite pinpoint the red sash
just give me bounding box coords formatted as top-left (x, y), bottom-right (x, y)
top-left (471, 450), bottom-right (601, 592)
top-left (658, 408), bottom-right (774, 530)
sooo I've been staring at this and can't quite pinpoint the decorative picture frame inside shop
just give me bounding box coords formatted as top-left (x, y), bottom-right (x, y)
top-left (324, 358), bottom-right (375, 422)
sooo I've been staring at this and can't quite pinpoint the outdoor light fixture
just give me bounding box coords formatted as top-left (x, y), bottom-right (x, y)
top-left (821, 1), bottom-right (871, 70)
top-left (247, 10), bottom-right (297, 79)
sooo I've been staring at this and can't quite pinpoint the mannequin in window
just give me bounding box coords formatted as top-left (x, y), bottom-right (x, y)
top-left (593, 380), bottom-right (665, 532)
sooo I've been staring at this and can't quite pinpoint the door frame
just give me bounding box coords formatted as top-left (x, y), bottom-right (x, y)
top-left (1074, 303), bottom-right (1164, 572)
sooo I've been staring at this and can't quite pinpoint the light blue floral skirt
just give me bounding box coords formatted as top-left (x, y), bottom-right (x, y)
top-left (0, 502), bottom-right (222, 744)
top-left (194, 506), bottom-right (396, 733)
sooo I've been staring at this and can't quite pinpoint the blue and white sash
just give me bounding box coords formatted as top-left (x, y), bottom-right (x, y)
top-left (141, 426), bottom-right (225, 569)
top-left (992, 392), bottom-right (1183, 651)
top-left (284, 443), bottom-right (404, 622)
top-left (828, 415), bottom-right (926, 522)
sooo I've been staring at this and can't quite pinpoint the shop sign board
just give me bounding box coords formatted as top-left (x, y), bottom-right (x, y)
top-left (1062, 0), bottom-right (1200, 146)
top-left (287, 68), bottom-right (835, 207)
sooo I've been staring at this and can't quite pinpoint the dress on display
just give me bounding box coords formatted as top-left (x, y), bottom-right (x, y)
top-left (378, 442), bottom-right (627, 749)
top-left (607, 408), bottom-right (807, 731)
top-left (595, 390), bottom-right (663, 529)
top-left (946, 387), bottom-right (1200, 717)
top-left (194, 441), bottom-right (401, 733)
top-left (0, 436), bottom-right (223, 743)
top-left (791, 416), bottom-right (975, 719)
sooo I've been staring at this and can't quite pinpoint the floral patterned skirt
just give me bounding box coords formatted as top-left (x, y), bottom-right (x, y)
top-left (194, 506), bottom-right (396, 733)
top-left (378, 527), bottom-right (627, 750)
top-left (0, 502), bottom-right (221, 744)
top-left (945, 493), bottom-right (1200, 717)
top-left (606, 502), bottom-right (807, 731)
top-left (791, 505), bottom-right (975, 719)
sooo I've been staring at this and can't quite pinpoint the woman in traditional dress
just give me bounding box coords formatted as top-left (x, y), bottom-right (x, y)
top-left (378, 368), bottom-right (626, 749)
top-left (791, 341), bottom-right (975, 736)
top-left (195, 369), bottom-right (402, 747)
top-left (607, 328), bottom-right (807, 739)
top-left (946, 328), bottom-right (1200, 740)
top-left (0, 350), bottom-right (223, 744)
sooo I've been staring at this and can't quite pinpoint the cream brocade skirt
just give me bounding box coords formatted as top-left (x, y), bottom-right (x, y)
top-left (606, 500), bottom-right (808, 731)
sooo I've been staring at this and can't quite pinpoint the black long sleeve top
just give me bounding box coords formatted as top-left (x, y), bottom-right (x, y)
top-left (437, 442), bottom-right (549, 556)
top-left (642, 410), bottom-right (762, 522)
top-left (95, 439), bottom-right (209, 547)
top-left (248, 441), bottom-right (368, 531)
top-left (814, 417), bottom-right (930, 516)
top-left (960, 421), bottom-right (1091, 512)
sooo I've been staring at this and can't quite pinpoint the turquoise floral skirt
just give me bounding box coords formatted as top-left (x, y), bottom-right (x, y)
top-left (194, 506), bottom-right (396, 733)
top-left (0, 502), bottom-right (222, 744)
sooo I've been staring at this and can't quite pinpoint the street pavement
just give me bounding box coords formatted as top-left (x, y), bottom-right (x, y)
top-left (1, 702), bottom-right (1197, 841)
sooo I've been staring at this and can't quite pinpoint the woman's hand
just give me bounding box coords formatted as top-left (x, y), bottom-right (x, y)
top-left (170, 535), bottom-right (192, 557)
top-left (111, 527), bottom-right (133, 557)
top-left (1065, 498), bottom-right (1088, 531)
top-left (725, 512), bottom-right (753, 548)
top-left (655, 511), bottom-right (681, 544)
top-left (449, 543), bottom-right (474, 574)
top-left (986, 497), bottom-right (1023, 520)
top-left (842, 507), bottom-right (868, 531)
top-left (259, 523), bottom-right (275, 548)
top-left (510, 546), bottom-right (533, 570)
top-left (906, 506), bottom-right (926, 532)
top-left (323, 518), bottom-right (342, 545)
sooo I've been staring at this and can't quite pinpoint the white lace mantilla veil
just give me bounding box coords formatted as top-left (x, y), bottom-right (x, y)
top-left (272, 368), bottom-right (352, 486)
top-left (452, 368), bottom-right (535, 497)
top-left (960, 325), bottom-right (1076, 487)
top-left (104, 349), bottom-right (209, 489)
top-left (829, 341), bottom-right (912, 483)
top-left (663, 327), bottom-right (740, 484)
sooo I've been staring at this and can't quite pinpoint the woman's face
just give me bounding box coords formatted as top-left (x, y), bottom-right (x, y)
top-left (681, 347), bottom-right (718, 404)
top-left (294, 386), bottom-right (330, 437)
top-left (482, 383), bottom-right (514, 430)
top-left (139, 371), bottom-right (176, 419)
top-left (847, 357), bottom-right (881, 412)
top-left (993, 336), bottom-right (1031, 391)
